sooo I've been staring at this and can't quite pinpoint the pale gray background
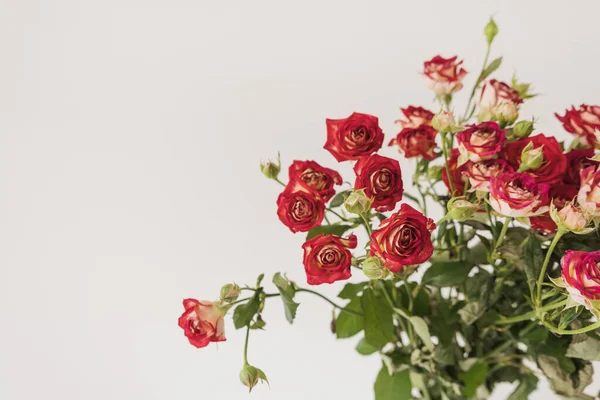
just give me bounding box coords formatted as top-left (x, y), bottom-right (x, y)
top-left (1, 0), bottom-right (599, 399)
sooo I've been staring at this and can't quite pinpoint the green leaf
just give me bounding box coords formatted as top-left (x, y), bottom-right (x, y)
top-left (374, 367), bottom-right (411, 400)
top-left (524, 233), bottom-right (543, 296)
top-left (362, 288), bottom-right (394, 349)
top-left (458, 301), bottom-right (486, 325)
top-left (338, 281), bottom-right (368, 300)
top-left (479, 57), bottom-right (502, 82)
top-left (356, 337), bottom-right (379, 356)
top-left (336, 297), bottom-right (364, 339)
top-left (422, 261), bottom-right (475, 287)
top-left (272, 273), bottom-right (299, 324)
top-left (329, 190), bottom-right (350, 208)
top-left (408, 315), bottom-right (435, 351)
top-left (559, 306), bottom-right (583, 330)
top-left (463, 220), bottom-right (492, 231)
top-left (233, 295), bottom-right (260, 329)
top-left (567, 336), bottom-right (600, 361)
top-left (520, 325), bottom-right (549, 346)
top-left (508, 374), bottom-right (538, 400)
top-left (459, 362), bottom-right (488, 397)
top-left (306, 224), bottom-right (352, 240)
top-left (434, 344), bottom-right (458, 366)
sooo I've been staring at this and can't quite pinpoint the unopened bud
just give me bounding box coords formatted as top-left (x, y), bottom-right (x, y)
top-left (220, 283), bottom-right (241, 302)
top-left (495, 102), bottom-right (519, 125)
top-left (260, 153), bottom-right (281, 180)
top-left (484, 18), bottom-right (499, 45)
top-left (550, 202), bottom-right (594, 235)
top-left (362, 257), bottom-right (389, 280)
top-left (432, 111), bottom-right (457, 133)
top-left (445, 197), bottom-right (478, 221)
top-left (518, 142), bottom-right (544, 172)
top-left (512, 120), bottom-right (534, 139)
top-left (345, 189), bottom-right (373, 215)
top-left (239, 364), bottom-right (268, 393)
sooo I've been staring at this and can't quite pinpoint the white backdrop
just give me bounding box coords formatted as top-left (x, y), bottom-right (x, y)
top-left (1, 1), bottom-right (600, 399)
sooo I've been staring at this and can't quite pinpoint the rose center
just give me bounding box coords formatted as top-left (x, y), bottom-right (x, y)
top-left (470, 129), bottom-right (495, 146)
top-left (372, 168), bottom-right (393, 193)
top-left (301, 169), bottom-right (327, 190)
top-left (292, 198), bottom-right (312, 220)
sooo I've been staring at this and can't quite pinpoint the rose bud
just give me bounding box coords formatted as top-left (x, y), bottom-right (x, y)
top-left (370, 203), bottom-right (436, 273)
top-left (219, 283), bottom-right (241, 303)
top-left (302, 234), bottom-right (358, 285)
top-left (456, 121), bottom-right (506, 165)
top-left (518, 142), bottom-right (544, 172)
top-left (578, 166), bottom-right (600, 217)
top-left (564, 148), bottom-right (600, 186)
top-left (444, 197), bottom-right (479, 222)
top-left (484, 17), bottom-right (498, 44)
top-left (478, 80), bottom-right (523, 124)
top-left (442, 148), bottom-right (468, 195)
top-left (489, 172), bottom-right (550, 218)
top-left (389, 125), bottom-right (437, 160)
top-left (395, 106), bottom-right (434, 129)
top-left (495, 102), bottom-right (519, 125)
top-left (324, 112), bottom-right (384, 162)
top-left (554, 250), bottom-right (600, 316)
top-left (530, 184), bottom-right (579, 234)
top-left (431, 111), bottom-right (458, 133)
top-left (178, 298), bottom-right (226, 348)
top-left (276, 180), bottom-right (325, 233)
top-left (353, 154), bottom-right (404, 212)
top-left (503, 134), bottom-right (567, 185)
top-left (555, 104), bottom-right (600, 147)
top-left (239, 364), bottom-right (268, 393)
top-left (550, 202), bottom-right (594, 235)
top-left (344, 189), bottom-right (373, 215)
top-left (288, 160), bottom-right (342, 202)
top-left (422, 55), bottom-right (468, 96)
top-left (510, 120), bottom-right (534, 139)
top-left (362, 256), bottom-right (389, 280)
top-left (260, 153), bottom-right (281, 180)
top-left (462, 159), bottom-right (514, 192)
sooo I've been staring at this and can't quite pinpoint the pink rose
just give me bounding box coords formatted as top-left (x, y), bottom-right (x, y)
top-left (178, 299), bottom-right (226, 348)
top-left (556, 104), bottom-right (600, 147)
top-left (456, 122), bottom-right (506, 164)
top-left (489, 172), bottom-right (549, 217)
top-left (422, 55), bottom-right (467, 95)
top-left (462, 159), bottom-right (514, 192)
top-left (479, 79), bottom-right (523, 110)
top-left (578, 166), bottom-right (600, 217)
top-left (395, 106), bottom-right (434, 129)
top-left (559, 250), bottom-right (600, 314)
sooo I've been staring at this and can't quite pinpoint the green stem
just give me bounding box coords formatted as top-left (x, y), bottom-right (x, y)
top-left (403, 277), bottom-right (414, 313)
top-left (461, 42), bottom-right (491, 123)
top-left (541, 319), bottom-right (600, 335)
top-left (243, 325), bottom-right (250, 365)
top-left (496, 299), bottom-right (567, 325)
top-left (494, 217), bottom-right (511, 251)
top-left (326, 208), bottom-right (349, 222)
top-left (440, 133), bottom-right (455, 195)
top-left (297, 288), bottom-right (363, 317)
top-left (536, 231), bottom-right (564, 305)
top-left (274, 177), bottom-right (286, 187)
top-left (360, 213), bottom-right (373, 236)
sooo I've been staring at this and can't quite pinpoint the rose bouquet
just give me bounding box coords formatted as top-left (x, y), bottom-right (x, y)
top-left (179, 19), bottom-right (600, 399)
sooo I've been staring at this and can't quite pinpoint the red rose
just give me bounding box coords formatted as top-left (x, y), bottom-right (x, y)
top-left (422, 55), bottom-right (467, 95)
top-left (324, 112), bottom-right (384, 162)
top-left (479, 80), bottom-right (523, 109)
top-left (530, 184), bottom-right (579, 234)
top-left (389, 125), bottom-right (437, 160)
top-left (442, 148), bottom-right (468, 195)
top-left (462, 159), bottom-right (514, 192)
top-left (503, 134), bottom-right (567, 185)
top-left (353, 154), bottom-right (404, 212)
top-left (277, 180), bottom-right (325, 233)
top-left (489, 172), bottom-right (549, 218)
top-left (560, 250), bottom-right (600, 312)
top-left (395, 106), bottom-right (434, 129)
top-left (178, 298), bottom-right (226, 348)
top-left (564, 148), bottom-right (600, 186)
top-left (370, 203), bottom-right (435, 273)
top-left (288, 160), bottom-right (342, 202)
top-left (302, 234), bottom-right (357, 285)
top-left (456, 122), bottom-right (506, 164)
top-left (578, 166), bottom-right (600, 217)
top-left (556, 105), bottom-right (600, 147)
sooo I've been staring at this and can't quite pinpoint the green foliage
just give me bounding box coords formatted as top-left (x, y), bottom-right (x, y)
top-left (374, 366), bottom-right (412, 400)
top-left (356, 337), bottom-right (379, 356)
top-left (422, 261), bottom-right (475, 287)
top-left (335, 297), bottom-right (364, 339)
top-left (272, 273), bottom-right (299, 324)
top-left (306, 224), bottom-right (352, 240)
top-left (338, 282), bottom-right (368, 299)
top-left (329, 190), bottom-right (350, 208)
top-left (458, 362), bottom-right (488, 397)
top-left (233, 295), bottom-right (261, 329)
top-left (362, 288), bottom-right (394, 350)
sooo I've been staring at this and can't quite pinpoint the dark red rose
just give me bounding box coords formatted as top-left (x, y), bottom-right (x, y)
top-left (530, 184), bottom-right (579, 234)
top-left (456, 122), bottom-right (506, 163)
top-left (178, 299), bottom-right (226, 348)
top-left (302, 234), bottom-right (357, 285)
top-left (288, 160), bottom-right (342, 202)
top-left (389, 125), bottom-right (437, 160)
top-left (442, 148), bottom-right (468, 195)
top-left (423, 55), bottom-right (467, 95)
top-left (503, 134), bottom-right (567, 184)
top-left (353, 154), bottom-right (404, 212)
top-left (324, 112), bottom-right (384, 162)
top-left (277, 180), bottom-right (325, 233)
top-left (462, 159), bottom-right (514, 192)
top-left (395, 106), bottom-right (435, 129)
top-left (563, 148), bottom-right (600, 186)
top-left (370, 203), bottom-right (436, 273)
top-left (556, 105), bottom-right (600, 147)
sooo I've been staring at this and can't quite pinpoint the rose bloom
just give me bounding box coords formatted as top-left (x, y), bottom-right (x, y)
top-left (302, 234), bottom-right (357, 285)
top-left (478, 79), bottom-right (523, 110)
top-left (422, 55), bottom-right (467, 95)
top-left (503, 134), bottom-right (567, 185)
top-left (556, 104), bottom-right (600, 147)
top-left (178, 299), bottom-right (226, 348)
top-left (389, 125), bottom-right (437, 160)
top-left (530, 184), bottom-right (579, 234)
top-left (288, 160), bottom-right (342, 202)
top-left (353, 154), bottom-right (404, 212)
top-left (395, 106), bottom-right (434, 129)
top-left (462, 159), bottom-right (514, 192)
top-left (324, 112), bottom-right (384, 162)
top-left (456, 122), bottom-right (506, 164)
top-left (489, 172), bottom-right (550, 217)
top-left (370, 203), bottom-right (435, 273)
top-left (277, 180), bottom-right (325, 233)
top-left (442, 148), bottom-right (468, 195)
top-left (578, 165), bottom-right (600, 217)
top-left (563, 148), bottom-right (599, 186)
top-left (560, 250), bottom-right (600, 313)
